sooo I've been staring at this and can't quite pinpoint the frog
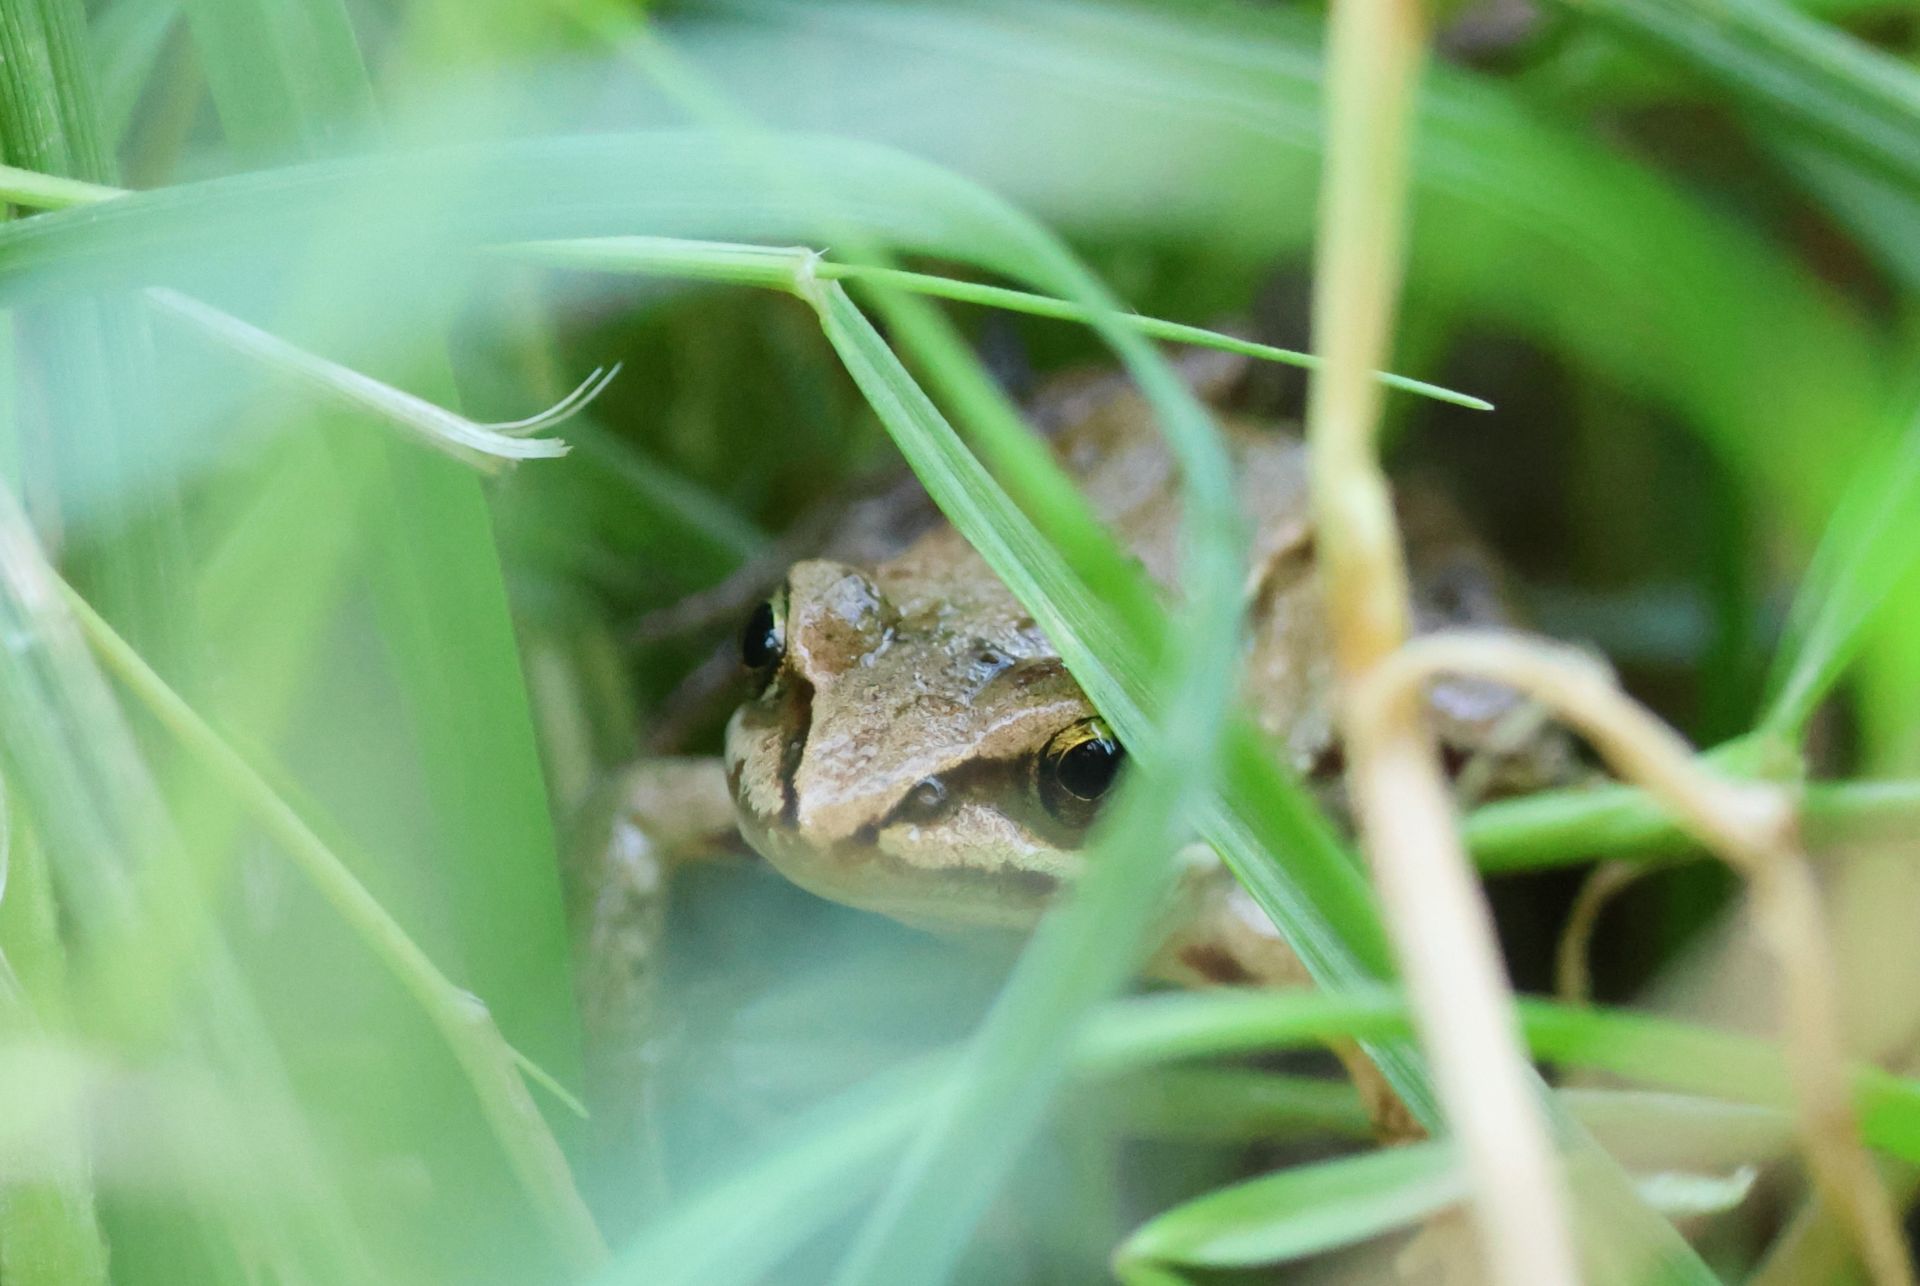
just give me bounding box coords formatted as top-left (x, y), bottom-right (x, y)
top-left (573, 347), bottom-right (1571, 1139)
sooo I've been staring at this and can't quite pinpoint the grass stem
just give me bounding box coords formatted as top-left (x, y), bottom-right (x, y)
top-left (1303, 2), bottom-right (1582, 1284)
top-left (56, 582), bottom-right (608, 1276)
top-left (1365, 632), bottom-right (1915, 1286)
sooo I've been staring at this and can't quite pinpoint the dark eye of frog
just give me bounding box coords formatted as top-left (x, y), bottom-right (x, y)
top-left (739, 595), bottom-right (785, 690)
top-left (1038, 717), bottom-right (1126, 824)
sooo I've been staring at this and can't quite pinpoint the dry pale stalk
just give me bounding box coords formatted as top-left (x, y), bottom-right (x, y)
top-left (1555, 861), bottom-right (1648, 1006)
top-left (1305, 2), bottom-right (1584, 1284)
top-left (1362, 631), bottom-right (1915, 1286)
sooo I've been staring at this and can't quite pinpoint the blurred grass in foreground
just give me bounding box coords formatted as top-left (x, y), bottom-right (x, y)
top-left (0, 0), bottom-right (1918, 1282)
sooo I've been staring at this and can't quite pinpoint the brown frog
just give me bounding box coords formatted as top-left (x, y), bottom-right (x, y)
top-left (580, 351), bottom-right (1568, 1134)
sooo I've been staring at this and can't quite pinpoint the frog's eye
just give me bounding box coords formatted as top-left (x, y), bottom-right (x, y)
top-left (1039, 718), bottom-right (1126, 823)
top-left (739, 595), bottom-right (786, 688)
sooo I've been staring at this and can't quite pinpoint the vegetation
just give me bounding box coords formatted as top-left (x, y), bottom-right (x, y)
top-left (1, 0), bottom-right (1918, 1282)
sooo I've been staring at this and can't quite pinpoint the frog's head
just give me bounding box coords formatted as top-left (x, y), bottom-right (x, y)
top-left (723, 559), bottom-right (1126, 929)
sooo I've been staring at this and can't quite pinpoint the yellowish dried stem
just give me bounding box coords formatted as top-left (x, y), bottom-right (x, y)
top-left (1363, 631), bottom-right (1915, 1286)
top-left (1305, 3), bottom-right (1583, 1285)
top-left (1555, 861), bottom-right (1648, 1006)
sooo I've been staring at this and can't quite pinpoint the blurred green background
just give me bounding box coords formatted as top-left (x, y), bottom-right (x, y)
top-left (3, 0), bottom-right (1919, 1282)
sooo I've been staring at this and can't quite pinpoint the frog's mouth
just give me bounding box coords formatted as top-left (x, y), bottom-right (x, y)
top-left (739, 811), bottom-right (1063, 931)
top-left (725, 706), bottom-right (1075, 930)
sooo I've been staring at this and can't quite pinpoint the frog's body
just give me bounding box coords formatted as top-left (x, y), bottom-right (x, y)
top-left (723, 367), bottom-right (1562, 955)
top-left (582, 354), bottom-right (1567, 1137)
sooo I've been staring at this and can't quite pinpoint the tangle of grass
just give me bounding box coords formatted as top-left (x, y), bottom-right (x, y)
top-left (1360, 631), bottom-right (1916, 1286)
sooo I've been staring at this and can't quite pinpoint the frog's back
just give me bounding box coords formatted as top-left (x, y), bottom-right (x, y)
top-left (877, 358), bottom-right (1562, 788)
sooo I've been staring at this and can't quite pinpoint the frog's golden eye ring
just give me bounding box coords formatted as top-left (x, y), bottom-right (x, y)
top-left (1038, 718), bottom-right (1125, 823)
top-left (739, 593), bottom-right (786, 689)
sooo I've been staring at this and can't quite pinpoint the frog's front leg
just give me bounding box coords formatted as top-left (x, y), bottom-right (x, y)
top-left (562, 757), bottom-right (741, 1110)
top-left (1147, 856), bottom-right (1422, 1143)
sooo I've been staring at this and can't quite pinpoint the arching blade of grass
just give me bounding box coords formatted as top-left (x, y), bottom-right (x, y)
top-left (0, 487), bottom-right (380, 1281)
top-left (173, 0), bottom-right (590, 1135)
top-left (1076, 990), bottom-right (1920, 1164)
top-left (59, 579), bottom-right (606, 1274)
top-left (0, 168), bottom-right (582, 470)
top-left (1117, 1134), bottom-right (1766, 1283)
top-left (515, 236), bottom-right (1494, 410)
top-left (1104, 1068), bottom-right (1372, 1143)
top-left (813, 280), bottom-right (1237, 1286)
top-left (1114, 1139), bottom-right (1463, 1280)
top-left (1762, 405), bottom-right (1920, 741)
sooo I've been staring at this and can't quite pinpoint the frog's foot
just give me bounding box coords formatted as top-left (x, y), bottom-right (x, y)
top-left (563, 757), bottom-right (743, 1108)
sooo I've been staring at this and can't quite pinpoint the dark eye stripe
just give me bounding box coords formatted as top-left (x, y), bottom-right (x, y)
top-left (872, 751), bottom-right (1100, 852)
top-left (775, 676), bottom-right (815, 828)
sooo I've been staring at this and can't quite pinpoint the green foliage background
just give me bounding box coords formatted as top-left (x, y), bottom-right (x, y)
top-left (1, 0), bottom-right (1919, 1282)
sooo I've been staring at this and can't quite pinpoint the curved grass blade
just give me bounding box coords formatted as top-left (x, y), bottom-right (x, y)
top-left (171, 0), bottom-right (593, 1150)
top-left (515, 235), bottom-right (1493, 410)
top-left (60, 580), bottom-right (607, 1273)
top-left (813, 281), bottom-right (1229, 1286)
top-left (1762, 405), bottom-right (1920, 740)
top-left (1115, 1139), bottom-right (1463, 1277)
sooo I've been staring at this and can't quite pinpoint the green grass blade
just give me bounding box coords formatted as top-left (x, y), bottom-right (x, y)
top-left (172, 0), bottom-right (590, 1110)
top-left (89, 0), bottom-right (180, 148)
top-left (814, 281), bottom-right (1230, 1286)
top-left (1466, 776), bottom-right (1920, 873)
top-left (1117, 1139), bottom-right (1463, 1272)
top-left (61, 580), bottom-right (607, 1274)
top-left (0, 824), bottom-right (110, 1286)
top-left (0, 0), bottom-right (190, 663)
top-left (0, 161), bottom-right (120, 208)
top-left (1076, 988), bottom-right (1920, 1165)
top-left (177, 0), bottom-right (373, 158)
top-left (515, 235), bottom-right (1494, 409)
top-left (1104, 1068), bottom-right (1372, 1143)
top-left (1545, 0), bottom-right (1920, 197)
top-left (0, 487), bottom-right (374, 1282)
top-left (1761, 405), bottom-right (1920, 739)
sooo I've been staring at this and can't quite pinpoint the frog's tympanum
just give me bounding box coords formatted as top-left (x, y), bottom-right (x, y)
top-left (589, 353), bottom-right (1570, 1138)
